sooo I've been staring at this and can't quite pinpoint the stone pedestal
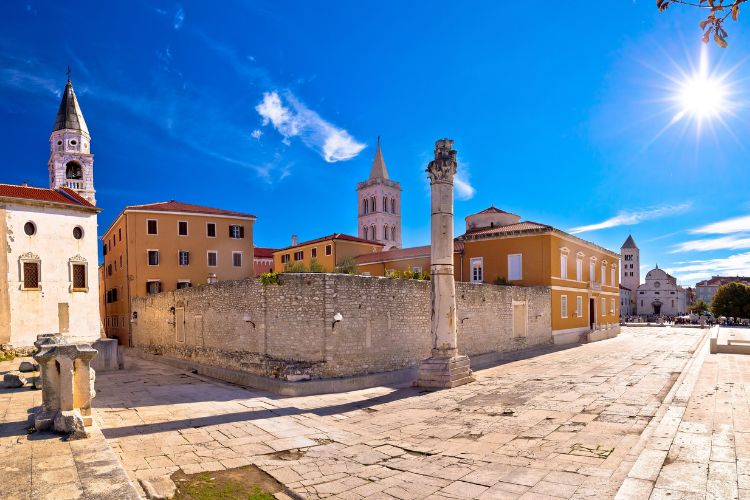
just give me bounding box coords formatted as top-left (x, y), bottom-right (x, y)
top-left (416, 139), bottom-right (474, 389)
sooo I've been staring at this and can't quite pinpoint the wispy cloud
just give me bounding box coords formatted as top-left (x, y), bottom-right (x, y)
top-left (255, 90), bottom-right (365, 163)
top-left (569, 202), bottom-right (692, 234)
top-left (670, 252), bottom-right (750, 283)
top-left (173, 6), bottom-right (185, 29)
top-left (250, 129), bottom-right (262, 140)
top-left (454, 171), bottom-right (475, 200)
top-left (671, 234), bottom-right (750, 253)
top-left (691, 214), bottom-right (750, 235)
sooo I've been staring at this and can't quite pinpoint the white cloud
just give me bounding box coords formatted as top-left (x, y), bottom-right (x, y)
top-left (173, 6), bottom-right (185, 29)
top-left (255, 90), bottom-right (365, 163)
top-left (671, 234), bottom-right (750, 253)
top-left (250, 129), bottom-right (263, 140)
top-left (454, 171), bottom-right (475, 200)
top-left (670, 252), bottom-right (750, 283)
top-left (569, 202), bottom-right (692, 234)
top-left (691, 214), bottom-right (750, 234)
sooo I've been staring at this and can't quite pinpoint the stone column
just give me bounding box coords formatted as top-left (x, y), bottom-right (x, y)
top-left (416, 139), bottom-right (474, 389)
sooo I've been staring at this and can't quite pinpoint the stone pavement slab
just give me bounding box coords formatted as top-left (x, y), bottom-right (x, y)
top-left (92, 327), bottom-right (706, 499)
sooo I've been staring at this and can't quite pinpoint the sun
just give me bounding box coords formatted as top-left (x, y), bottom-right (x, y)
top-left (674, 48), bottom-right (729, 124)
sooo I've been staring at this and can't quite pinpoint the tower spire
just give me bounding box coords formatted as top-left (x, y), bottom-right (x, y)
top-left (368, 138), bottom-right (389, 180)
top-left (67, 65), bottom-right (71, 82)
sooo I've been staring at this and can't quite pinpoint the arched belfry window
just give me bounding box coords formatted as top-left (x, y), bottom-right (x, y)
top-left (383, 224), bottom-right (389, 240)
top-left (362, 198), bottom-right (368, 215)
top-left (391, 198), bottom-right (396, 214)
top-left (370, 197), bottom-right (376, 213)
top-left (363, 226), bottom-right (369, 240)
top-left (371, 224), bottom-right (376, 240)
top-left (391, 226), bottom-right (397, 240)
top-left (65, 162), bottom-right (83, 180)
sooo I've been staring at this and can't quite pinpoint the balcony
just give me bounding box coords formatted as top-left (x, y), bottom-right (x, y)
top-left (64, 179), bottom-right (84, 190)
top-left (589, 281), bottom-right (602, 291)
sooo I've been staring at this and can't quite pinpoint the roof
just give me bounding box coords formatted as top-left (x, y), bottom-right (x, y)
top-left (368, 140), bottom-right (389, 180)
top-left (474, 206), bottom-right (518, 216)
top-left (695, 276), bottom-right (750, 287)
top-left (275, 233), bottom-right (384, 253)
top-left (355, 240), bottom-right (466, 265)
top-left (124, 200), bottom-right (256, 219)
top-left (619, 284), bottom-right (631, 291)
top-left (621, 235), bottom-right (638, 249)
top-left (462, 221), bottom-right (552, 238)
top-left (254, 247), bottom-right (276, 259)
top-left (0, 183), bottom-right (96, 209)
top-left (53, 79), bottom-right (89, 134)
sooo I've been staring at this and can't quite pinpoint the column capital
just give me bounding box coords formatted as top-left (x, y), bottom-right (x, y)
top-left (426, 138), bottom-right (457, 184)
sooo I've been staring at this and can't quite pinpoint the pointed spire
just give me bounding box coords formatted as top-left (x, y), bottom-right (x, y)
top-left (368, 137), bottom-right (389, 180)
top-left (53, 76), bottom-right (89, 135)
top-left (621, 234), bottom-right (638, 249)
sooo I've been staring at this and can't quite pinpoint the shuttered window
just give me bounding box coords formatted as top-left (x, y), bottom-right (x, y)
top-left (508, 254), bottom-right (522, 281)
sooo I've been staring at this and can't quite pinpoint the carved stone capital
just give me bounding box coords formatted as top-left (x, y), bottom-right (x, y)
top-left (426, 138), bottom-right (457, 184)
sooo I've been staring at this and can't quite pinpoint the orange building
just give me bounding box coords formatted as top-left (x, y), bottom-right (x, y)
top-left (358, 206), bottom-right (620, 344)
top-left (254, 247), bottom-right (276, 275)
top-left (100, 200), bottom-right (256, 346)
top-left (273, 234), bottom-right (383, 272)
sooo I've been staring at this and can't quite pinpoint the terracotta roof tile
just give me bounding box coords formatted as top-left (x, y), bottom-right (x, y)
top-left (462, 221), bottom-right (552, 238)
top-left (0, 183), bottom-right (95, 208)
top-left (355, 240), bottom-right (465, 265)
top-left (275, 233), bottom-right (384, 253)
top-left (125, 200), bottom-right (255, 218)
top-left (254, 247), bottom-right (277, 259)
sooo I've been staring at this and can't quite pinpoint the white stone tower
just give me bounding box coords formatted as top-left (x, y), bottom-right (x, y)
top-left (49, 75), bottom-right (95, 205)
top-left (621, 235), bottom-right (640, 291)
top-left (357, 138), bottom-right (401, 249)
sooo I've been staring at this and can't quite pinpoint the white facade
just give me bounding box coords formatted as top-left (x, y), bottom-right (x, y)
top-left (620, 286), bottom-right (633, 317)
top-left (636, 267), bottom-right (688, 317)
top-left (357, 140), bottom-right (402, 250)
top-left (1, 201), bottom-right (100, 346)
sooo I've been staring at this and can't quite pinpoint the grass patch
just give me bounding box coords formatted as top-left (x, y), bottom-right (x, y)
top-left (171, 465), bottom-right (282, 500)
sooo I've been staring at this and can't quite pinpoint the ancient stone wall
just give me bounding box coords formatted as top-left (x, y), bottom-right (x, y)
top-left (131, 274), bottom-right (551, 380)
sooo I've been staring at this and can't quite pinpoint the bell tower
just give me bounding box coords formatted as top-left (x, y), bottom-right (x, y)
top-left (621, 235), bottom-right (640, 291)
top-left (356, 138), bottom-right (402, 249)
top-left (49, 73), bottom-right (95, 205)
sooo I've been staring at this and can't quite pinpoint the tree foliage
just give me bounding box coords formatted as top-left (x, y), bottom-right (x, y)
top-left (689, 299), bottom-right (710, 314)
top-left (657, 0), bottom-right (746, 47)
top-left (334, 257), bottom-right (359, 275)
top-left (711, 281), bottom-right (750, 317)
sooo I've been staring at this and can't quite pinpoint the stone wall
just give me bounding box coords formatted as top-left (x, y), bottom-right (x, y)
top-left (131, 274), bottom-right (551, 381)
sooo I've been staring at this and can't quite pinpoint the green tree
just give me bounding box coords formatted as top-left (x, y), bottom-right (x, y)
top-left (335, 257), bottom-right (359, 275)
top-left (283, 261), bottom-right (307, 273)
top-left (308, 258), bottom-right (325, 273)
top-left (711, 281), bottom-right (750, 317)
top-left (689, 299), bottom-right (710, 315)
top-left (658, 0), bottom-right (746, 47)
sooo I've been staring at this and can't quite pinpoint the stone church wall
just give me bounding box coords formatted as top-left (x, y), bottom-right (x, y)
top-left (130, 273), bottom-right (551, 381)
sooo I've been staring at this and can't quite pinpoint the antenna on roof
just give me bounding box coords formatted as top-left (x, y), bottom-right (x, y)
top-left (67, 65), bottom-right (71, 82)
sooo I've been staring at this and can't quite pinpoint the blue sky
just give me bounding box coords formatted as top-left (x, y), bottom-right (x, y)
top-left (2, 1), bottom-right (750, 285)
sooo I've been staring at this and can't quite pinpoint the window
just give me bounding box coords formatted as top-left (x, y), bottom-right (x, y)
top-left (383, 225), bottom-right (389, 240)
top-left (371, 225), bottom-right (376, 240)
top-left (325, 244), bottom-right (332, 256)
top-left (147, 219), bottom-right (158, 235)
top-left (363, 226), bottom-right (369, 240)
top-left (207, 251), bottom-right (217, 267)
top-left (362, 198), bottom-right (368, 215)
top-left (311, 247), bottom-right (317, 258)
top-left (179, 250), bottom-right (189, 266)
top-left (610, 298), bottom-right (615, 314)
top-left (370, 196), bottom-right (376, 212)
top-left (293, 251), bottom-right (303, 261)
top-left (281, 254), bottom-right (290, 264)
top-left (383, 196), bottom-right (388, 212)
top-left (72, 263), bottom-right (86, 290)
top-left (233, 252), bottom-right (242, 267)
top-left (470, 257), bottom-right (483, 283)
top-left (103, 242), bottom-right (107, 256)
top-left (147, 250), bottom-right (159, 266)
top-left (412, 266), bottom-right (423, 274)
top-left (177, 281), bottom-right (191, 290)
top-left (24, 221), bottom-right (36, 236)
top-left (576, 257), bottom-right (583, 282)
top-left (22, 261), bottom-right (40, 289)
top-left (178, 221), bottom-right (188, 236)
top-left (560, 254), bottom-right (568, 279)
top-left (561, 295), bottom-right (568, 318)
top-left (590, 261), bottom-right (596, 282)
top-left (576, 296), bottom-right (583, 317)
top-left (611, 268), bottom-right (616, 287)
top-left (206, 222), bottom-right (216, 237)
top-left (601, 263), bottom-right (606, 284)
top-left (391, 198), bottom-right (396, 214)
top-left (146, 281), bottom-right (161, 295)
top-left (107, 264), bottom-right (112, 276)
top-left (601, 298), bottom-right (606, 317)
top-left (229, 225), bottom-right (245, 238)
top-left (391, 226), bottom-right (397, 240)
top-left (508, 254), bottom-right (522, 281)
top-left (119, 255), bottom-right (123, 267)
top-left (114, 261), bottom-right (117, 272)
top-left (73, 226), bottom-right (83, 239)
top-left (118, 228), bottom-right (122, 242)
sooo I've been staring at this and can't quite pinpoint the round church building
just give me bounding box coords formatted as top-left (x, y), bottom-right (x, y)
top-left (636, 266), bottom-right (688, 317)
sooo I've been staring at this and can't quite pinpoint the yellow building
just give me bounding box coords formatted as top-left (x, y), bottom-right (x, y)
top-left (101, 200), bottom-right (256, 346)
top-left (357, 206), bottom-right (619, 344)
top-left (273, 234), bottom-right (383, 272)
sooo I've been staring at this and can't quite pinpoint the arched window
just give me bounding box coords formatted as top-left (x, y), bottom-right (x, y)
top-left (65, 162), bottom-right (83, 180)
top-left (383, 196), bottom-right (388, 213)
top-left (371, 224), bottom-right (376, 239)
top-left (391, 226), bottom-right (397, 240)
top-left (383, 225), bottom-right (389, 240)
top-left (362, 198), bottom-right (368, 215)
top-left (363, 226), bottom-right (369, 240)
top-left (370, 197), bottom-right (376, 213)
top-left (391, 198), bottom-right (396, 214)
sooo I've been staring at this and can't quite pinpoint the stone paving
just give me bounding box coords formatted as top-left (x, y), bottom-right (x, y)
top-left (0, 358), bottom-right (138, 500)
top-left (93, 327), bottom-right (708, 499)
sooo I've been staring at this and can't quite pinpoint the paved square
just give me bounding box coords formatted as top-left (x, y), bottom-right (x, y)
top-left (92, 327), bottom-right (707, 498)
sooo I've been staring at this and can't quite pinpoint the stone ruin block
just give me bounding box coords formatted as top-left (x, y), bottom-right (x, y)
top-left (32, 334), bottom-right (97, 439)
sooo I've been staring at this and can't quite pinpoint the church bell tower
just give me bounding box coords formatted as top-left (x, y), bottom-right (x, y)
top-left (49, 74), bottom-right (95, 205)
top-left (357, 138), bottom-right (402, 249)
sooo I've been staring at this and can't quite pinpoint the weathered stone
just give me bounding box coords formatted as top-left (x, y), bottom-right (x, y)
top-left (18, 361), bottom-right (38, 372)
top-left (3, 371), bottom-right (26, 388)
top-left (53, 410), bottom-right (87, 440)
top-left (139, 477), bottom-right (177, 499)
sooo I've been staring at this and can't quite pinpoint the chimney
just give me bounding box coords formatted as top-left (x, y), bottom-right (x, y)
top-left (291, 235), bottom-right (298, 246)
top-left (21, 182), bottom-right (27, 187)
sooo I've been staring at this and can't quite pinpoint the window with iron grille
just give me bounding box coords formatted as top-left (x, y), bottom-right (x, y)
top-left (72, 264), bottom-right (86, 289)
top-left (23, 262), bottom-right (39, 289)
top-left (229, 225), bottom-right (245, 238)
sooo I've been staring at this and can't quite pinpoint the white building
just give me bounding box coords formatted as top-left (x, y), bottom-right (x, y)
top-left (357, 138), bottom-right (402, 250)
top-left (636, 266), bottom-right (688, 317)
top-left (0, 77), bottom-right (100, 347)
